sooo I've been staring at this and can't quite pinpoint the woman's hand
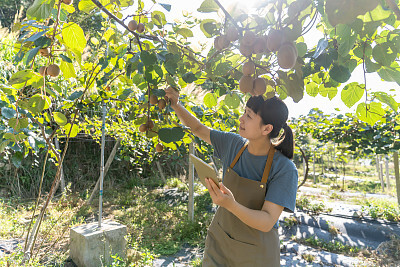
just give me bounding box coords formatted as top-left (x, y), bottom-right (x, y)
top-left (164, 86), bottom-right (179, 107)
top-left (205, 178), bottom-right (235, 210)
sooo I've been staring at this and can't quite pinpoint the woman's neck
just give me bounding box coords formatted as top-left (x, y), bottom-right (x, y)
top-left (247, 138), bottom-right (272, 156)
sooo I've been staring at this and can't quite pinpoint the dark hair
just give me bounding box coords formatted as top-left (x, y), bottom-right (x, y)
top-left (246, 96), bottom-right (294, 159)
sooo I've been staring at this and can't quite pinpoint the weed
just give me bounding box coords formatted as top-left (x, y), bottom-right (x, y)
top-left (361, 199), bottom-right (400, 222)
top-left (296, 196), bottom-right (332, 215)
top-left (301, 253), bottom-right (316, 263)
top-left (295, 235), bottom-right (360, 256)
top-left (283, 216), bottom-right (299, 228)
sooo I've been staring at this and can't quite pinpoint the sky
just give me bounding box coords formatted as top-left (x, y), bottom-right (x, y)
top-left (122, 0), bottom-right (400, 118)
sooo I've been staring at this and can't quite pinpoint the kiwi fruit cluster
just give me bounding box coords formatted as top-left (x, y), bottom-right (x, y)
top-left (38, 64), bottom-right (60, 77)
top-left (267, 29), bottom-right (298, 70)
top-left (239, 61), bottom-right (267, 96)
top-left (128, 20), bottom-right (145, 33)
top-left (62, 0), bottom-right (73, 5)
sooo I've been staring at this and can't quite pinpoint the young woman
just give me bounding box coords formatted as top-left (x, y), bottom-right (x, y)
top-left (165, 87), bottom-right (298, 266)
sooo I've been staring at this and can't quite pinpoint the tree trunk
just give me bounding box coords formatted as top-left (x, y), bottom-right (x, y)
top-left (313, 150), bottom-right (316, 184)
top-left (156, 161), bottom-right (166, 183)
top-left (385, 156), bottom-right (390, 191)
top-left (54, 138), bottom-right (65, 193)
top-left (188, 143), bottom-right (194, 221)
top-left (379, 156), bottom-right (385, 192)
top-left (297, 146), bottom-right (309, 188)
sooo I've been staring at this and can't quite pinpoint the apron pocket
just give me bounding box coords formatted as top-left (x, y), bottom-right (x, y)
top-left (214, 222), bottom-right (259, 266)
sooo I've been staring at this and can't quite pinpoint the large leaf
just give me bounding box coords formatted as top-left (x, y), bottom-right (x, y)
top-left (197, 0), bottom-right (219, 13)
top-left (305, 82), bottom-right (318, 97)
top-left (78, 0), bottom-right (97, 14)
top-left (12, 151), bottom-right (24, 168)
top-left (60, 61), bottom-right (76, 79)
top-left (329, 64), bottom-right (351, 83)
top-left (1, 107), bottom-right (16, 119)
top-left (27, 0), bottom-right (55, 21)
top-left (0, 140), bottom-right (10, 153)
top-left (9, 118), bottom-right (29, 131)
top-left (200, 19), bottom-right (218, 38)
top-left (356, 102), bottom-right (385, 125)
top-left (64, 123), bottom-right (80, 138)
top-left (372, 92), bottom-right (398, 112)
top-left (140, 51), bottom-right (157, 66)
top-left (319, 85), bottom-right (337, 100)
top-left (8, 70), bottom-right (34, 85)
top-left (182, 72), bottom-right (197, 83)
top-left (176, 28), bottom-right (193, 38)
top-left (224, 94), bottom-right (240, 109)
top-left (151, 11), bottom-right (167, 28)
top-left (378, 67), bottom-right (400, 86)
top-left (372, 43), bottom-right (397, 67)
top-left (204, 93), bottom-right (217, 108)
top-left (53, 112), bottom-right (68, 126)
top-left (158, 127), bottom-right (185, 143)
top-left (341, 82), bottom-right (364, 108)
top-left (62, 22), bottom-right (87, 53)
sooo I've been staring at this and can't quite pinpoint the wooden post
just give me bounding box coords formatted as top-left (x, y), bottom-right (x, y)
top-left (394, 152), bottom-right (400, 207)
top-left (156, 161), bottom-right (166, 183)
top-left (188, 143), bottom-right (194, 221)
top-left (54, 138), bottom-right (65, 193)
top-left (385, 156), bottom-right (390, 191)
top-left (379, 155), bottom-right (385, 192)
top-left (313, 150), bottom-right (316, 184)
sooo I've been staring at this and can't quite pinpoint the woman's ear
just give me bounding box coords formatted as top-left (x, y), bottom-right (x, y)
top-left (262, 124), bottom-right (273, 136)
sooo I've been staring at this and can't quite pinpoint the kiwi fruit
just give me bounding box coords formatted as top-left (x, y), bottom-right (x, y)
top-left (137, 23), bottom-right (145, 33)
top-left (252, 37), bottom-right (267, 54)
top-left (239, 76), bottom-right (254, 94)
top-left (47, 64), bottom-right (60, 77)
top-left (39, 48), bottom-right (50, 57)
top-left (277, 43), bottom-right (298, 69)
top-left (239, 42), bottom-right (253, 57)
top-left (242, 61), bottom-right (255, 76)
top-left (267, 29), bottom-right (284, 52)
top-left (226, 27), bottom-right (239, 42)
top-left (242, 31), bottom-right (256, 47)
top-left (62, 0), bottom-right (73, 5)
top-left (156, 143), bottom-right (164, 152)
top-left (253, 77), bottom-right (267, 96)
top-left (38, 66), bottom-right (47, 76)
top-left (146, 119), bottom-right (154, 129)
top-left (149, 95), bottom-right (158, 105)
top-left (158, 99), bottom-right (166, 109)
top-left (139, 123), bottom-right (148, 132)
top-left (214, 36), bottom-right (223, 50)
top-left (128, 20), bottom-right (138, 31)
top-left (217, 35), bottom-right (230, 50)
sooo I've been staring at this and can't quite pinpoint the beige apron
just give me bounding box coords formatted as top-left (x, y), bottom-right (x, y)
top-left (203, 144), bottom-right (280, 267)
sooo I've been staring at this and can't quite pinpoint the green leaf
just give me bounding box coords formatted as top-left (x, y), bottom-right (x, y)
top-left (365, 57), bottom-right (380, 73)
top-left (12, 151), bottom-right (23, 168)
top-left (176, 28), bottom-right (193, 38)
top-left (305, 82), bottom-right (318, 97)
top-left (200, 19), bottom-right (217, 38)
top-left (60, 54), bottom-right (72, 63)
top-left (140, 51), bottom-right (157, 66)
top-left (64, 123), bottom-right (80, 138)
top-left (27, 0), bottom-right (55, 21)
top-left (78, 0), bottom-right (97, 14)
top-left (68, 90), bottom-right (83, 101)
top-left (151, 11), bottom-right (167, 28)
top-left (60, 61), bottom-right (76, 79)
top-left (197, 0), bottom-right (219, 13)
top-left (0, 140), bottom-right (10, 153)
top-left (204, 93), bottom-right (217, 108)
top-left (329, 64), bottom-right (351, 83)
top-left (53, 112), bottom-right (68, 126)
top-left (378, 67), bottom-right (400, 86)
top-left (9, 118), bottom-right (29, 131)
top-left (372, 43), bottom-right (396, 66)
top-left (182, 72), bottom-right (197, 83)
top-left (8, 70), bottom-right (34, 85)
top-left (224, 94), bottom-right (240, 109)
top-left (372, 92), bottom-right (398, 112)
top-left (319, 85), bottom-right (337, 100)
top-left (341, 82), bottom-right (364, 108)
top-left (62, 22), bottom-right (87, 53)
top-left (28, 94), bottom-right (50, 114)
top-left (215, 62), bottom-right (231, 76)
top-left (158, 127), bottom-right (185, 143)
top-left (356, 102), bottom-right (385, 125)
top-left (159, 3), bottom-right (171, 11)
top-left (1, 107), bottom-right (16, 119)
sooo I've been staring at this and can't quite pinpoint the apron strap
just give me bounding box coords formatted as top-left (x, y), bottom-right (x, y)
top-left (261, 146), bottom-right (275, 184)
top-left (229, 143), bottom-right (248, 169)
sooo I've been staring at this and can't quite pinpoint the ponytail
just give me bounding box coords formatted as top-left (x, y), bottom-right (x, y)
top-left (274, 124), bottom-right (294, 159)
top-left (246, 95), bottom-right (294, 159)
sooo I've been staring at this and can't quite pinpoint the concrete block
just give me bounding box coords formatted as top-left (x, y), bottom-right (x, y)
top-left (70, 220), bottom-right (127, 267)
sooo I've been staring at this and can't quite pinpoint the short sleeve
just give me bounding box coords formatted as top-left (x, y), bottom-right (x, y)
top-left (265, 169), bottom-right (298, 213)
top-left (210, 130), bottom-right (244, 160)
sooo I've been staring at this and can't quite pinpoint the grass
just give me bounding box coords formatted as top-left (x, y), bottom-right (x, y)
top-left (361, 198), bottom-right (400, 222)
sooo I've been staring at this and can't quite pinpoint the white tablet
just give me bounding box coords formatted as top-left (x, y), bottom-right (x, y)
top-left (189, 154), bottom-right (220, 188)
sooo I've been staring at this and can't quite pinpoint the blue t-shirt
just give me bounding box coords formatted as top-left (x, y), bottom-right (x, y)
top-left (210, 130), bottom-right (298, 228)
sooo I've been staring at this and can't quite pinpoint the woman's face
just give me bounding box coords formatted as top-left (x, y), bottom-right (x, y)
top-left (239, 107), bottom-right (271, 140)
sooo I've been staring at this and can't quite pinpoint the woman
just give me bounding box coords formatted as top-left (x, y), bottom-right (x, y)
top-left (165, 87), bottom-right (298, 267)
